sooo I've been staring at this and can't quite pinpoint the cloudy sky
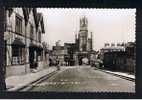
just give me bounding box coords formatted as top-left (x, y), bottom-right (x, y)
top-left (38, 8), bottom-right (136, 50)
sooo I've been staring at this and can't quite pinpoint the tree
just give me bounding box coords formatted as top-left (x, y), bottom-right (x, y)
top-left (0, 7), bottom-right (6, 91)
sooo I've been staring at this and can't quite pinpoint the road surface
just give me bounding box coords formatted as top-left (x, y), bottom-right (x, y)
top-left (29, 66), bottom-right (135, 92)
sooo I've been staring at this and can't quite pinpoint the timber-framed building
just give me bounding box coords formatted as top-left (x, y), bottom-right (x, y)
top-left (4, 8), bottom-right (48, 77)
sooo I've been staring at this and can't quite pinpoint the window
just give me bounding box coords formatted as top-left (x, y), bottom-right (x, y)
top-left (15, 15), bottom-right (22, 34)
top-left (12, 47), bottom-right (24, 65)
top-left (82, 44), bottom-right (86, 51)
top-left (30, 24), bottom-right (34, 40)
top-left (39, 31), bottom-right (41, 43)
top-left (82, 36), bottom-right (86, 44)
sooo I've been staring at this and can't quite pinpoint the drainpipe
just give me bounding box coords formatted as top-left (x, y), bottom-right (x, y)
top-left (24, 25), bottom-right (27, 74)
top-left (25, 24), bottom-right (27, 74)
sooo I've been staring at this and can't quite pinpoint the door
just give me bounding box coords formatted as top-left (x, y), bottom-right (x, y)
top-left (29, 48), bottom-right (34, 68)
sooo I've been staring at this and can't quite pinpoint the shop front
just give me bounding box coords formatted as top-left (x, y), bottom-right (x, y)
top-left (37, 45), bottom-right (44, 70)
top-left (6, 38), bottom-right (26, 76)
top-left (29, 43), bottom-right (38, 70)
top-left (29, 43), bottom-right (43, 71)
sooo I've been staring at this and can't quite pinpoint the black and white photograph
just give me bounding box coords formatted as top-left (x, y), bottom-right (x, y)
top-left (2, 8), bottom-right (136, 93)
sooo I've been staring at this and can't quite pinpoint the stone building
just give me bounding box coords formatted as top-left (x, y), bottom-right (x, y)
top-left (77, 16), bottom-right (93, 52)
top-left (50, 41), bottom-right (68, 66)
top-left (4, 8), bottom-right (47, 77)
top-left (64, 43), bottom-right (77, 66)
top-left (74, 16), bottom-right (94, 65)
top-left (100, 42), bottom-right (136, 73)
top-left (64, 16), bottom-right (94, 66)
top-left (125, 42), bottom-right (136, 73)
top-left (49, 16), bottom-right (94, 66)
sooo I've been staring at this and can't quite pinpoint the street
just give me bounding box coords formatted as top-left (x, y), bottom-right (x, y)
top-left (28, 66), bottom-right (135, 92)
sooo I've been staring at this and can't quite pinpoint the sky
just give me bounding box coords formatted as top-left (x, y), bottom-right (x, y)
top-left (38, 8), bottom-right (136, 50)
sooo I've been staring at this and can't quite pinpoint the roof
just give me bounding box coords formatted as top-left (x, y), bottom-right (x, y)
top-left (36, 13), bottom-right (45, 33)
top-left (53, 46), bottom-right (64, 50)
top-left (126, 42), bottom-right (136, 47)
top-left (101, 46), bottom-right (125, 50)
top-left (64, 43), bottom-right (76, 47)
top-left (102, 46), bottom-right (125, 49)
top-left (22, 8), bottom-right (29, 25)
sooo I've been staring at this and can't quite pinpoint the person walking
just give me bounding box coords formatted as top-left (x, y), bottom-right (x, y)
top-left (56, 58), bottom-right (60, 70)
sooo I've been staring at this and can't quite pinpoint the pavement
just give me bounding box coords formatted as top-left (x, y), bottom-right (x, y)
top-left (29, 66), bottom-right (135, 92)
top-left (6, 66), bottom-right (57, 91)
top-left (94, 67), bottom-right (135, 81)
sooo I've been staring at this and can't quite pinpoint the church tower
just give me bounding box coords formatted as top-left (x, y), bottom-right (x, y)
top-left (87, 32), bottom-right (93, 51)
top-left (78, 16), bottom-right (88, 51)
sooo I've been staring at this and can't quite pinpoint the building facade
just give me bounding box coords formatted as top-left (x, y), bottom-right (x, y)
top-left (49, 16), bottom-right (94, 66)
top-left (101, 42), bottom-right (136, 73)
top-left (64, 43), bottom-right (77, 66)
top-left (77, 16), bottom-right (93, 52)
top-left (50, 41), bottom-right (68, 66)
top-left (4, 8), bottom-right (47, 77)
top-left (74, 16), bottom-right (94, 65)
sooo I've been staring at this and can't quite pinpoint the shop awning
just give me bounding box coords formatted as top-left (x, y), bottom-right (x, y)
top-left (29, 43), bottom-right (37, 48)
top-left (12, 38), bottom-right (25, 47)
top-left (29, 43), bottom-right (43, 51)
top-left (38, 44), bottom-right (43, 51)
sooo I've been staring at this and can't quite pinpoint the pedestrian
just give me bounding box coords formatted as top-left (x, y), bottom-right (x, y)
top-left (56, 58), bottom-right (60, 70)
